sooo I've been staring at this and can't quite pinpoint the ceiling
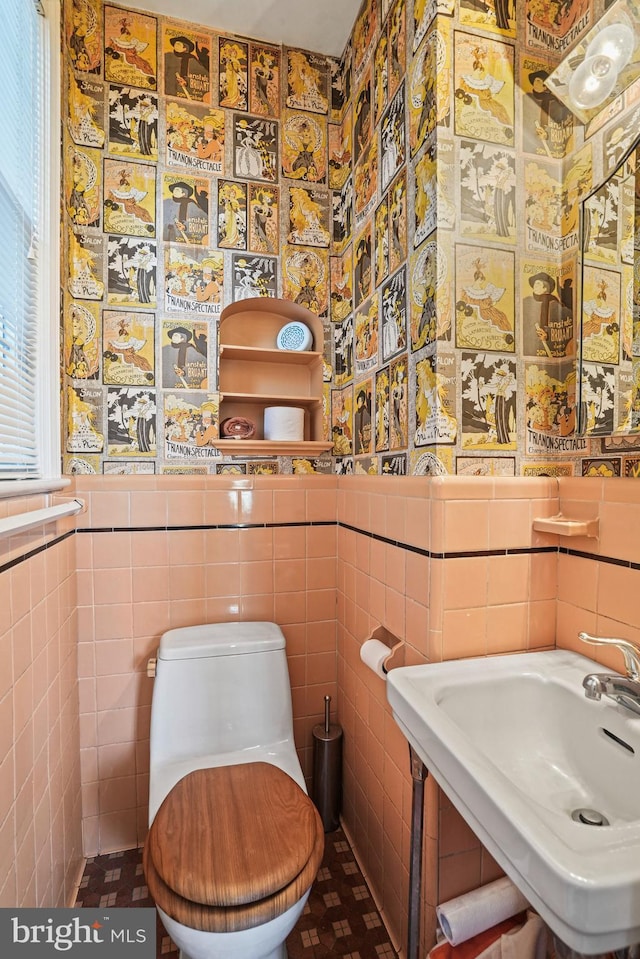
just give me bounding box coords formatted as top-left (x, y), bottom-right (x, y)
top-left (123, 0), bottom-right (362, 57)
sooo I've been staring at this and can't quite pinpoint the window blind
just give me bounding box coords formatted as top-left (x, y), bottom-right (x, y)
top-left (0, 0), bottom-right (43, 478)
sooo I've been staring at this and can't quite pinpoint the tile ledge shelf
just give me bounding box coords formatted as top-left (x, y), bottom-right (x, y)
top-left (532, 514), bottom-right (599, 538)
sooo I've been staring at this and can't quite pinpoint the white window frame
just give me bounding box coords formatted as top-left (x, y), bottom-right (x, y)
top-left (0, 0), bottom-right (67, 499)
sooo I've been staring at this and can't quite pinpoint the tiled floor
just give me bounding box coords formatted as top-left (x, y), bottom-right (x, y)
top-left (77, 828), bottom-right (398, 959)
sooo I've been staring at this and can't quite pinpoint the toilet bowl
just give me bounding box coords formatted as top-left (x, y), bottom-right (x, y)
top-left (143, 622), bottom-right (325, 959)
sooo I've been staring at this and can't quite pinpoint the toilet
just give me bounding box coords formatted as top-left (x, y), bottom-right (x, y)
top-left (143, 621), bottom-right (325, 959)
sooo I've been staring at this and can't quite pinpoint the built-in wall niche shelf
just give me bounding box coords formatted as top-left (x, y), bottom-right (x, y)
top-left (217, 298), bottom-right (332, 456)
top-left (532, 514), bottom-right (599, 538)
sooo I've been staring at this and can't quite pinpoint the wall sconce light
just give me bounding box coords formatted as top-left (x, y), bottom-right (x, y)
top-left (568, 22), bottom-right (635, 111)
top-left (546, 1), bottom-right (640, 123)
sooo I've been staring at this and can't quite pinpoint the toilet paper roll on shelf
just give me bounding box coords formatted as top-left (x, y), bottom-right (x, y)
top-left (360, 638), bottom-right (393, 679)
top-left (263, 406), bottom-right (305, 441)
top-left (436, 877), bottom-right (529, 946)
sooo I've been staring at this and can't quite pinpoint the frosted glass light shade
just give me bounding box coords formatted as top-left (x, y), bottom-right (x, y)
top-left (567, 22), bottom-right (636, 112)
top-left (587, 22), bottom-right (635, 71)
top-left (568, 54), bottom-right (619, 110)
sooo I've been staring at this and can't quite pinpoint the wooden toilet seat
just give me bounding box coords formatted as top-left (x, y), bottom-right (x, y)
top-left (143, 762), bottom-right (325, 933)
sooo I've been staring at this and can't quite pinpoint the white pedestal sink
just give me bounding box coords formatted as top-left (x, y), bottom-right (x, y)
top-left (386, 649), bottom-right (640, 955)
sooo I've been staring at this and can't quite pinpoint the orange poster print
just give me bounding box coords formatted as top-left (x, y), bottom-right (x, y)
top-left (283, 246), bottom-right (329, 317)
top-left (354, 137), bottom-right (378, 226)
top-left (103, 159), bottom-right (156, 238)
top-left (455, 244), bottom-right (515, 353)
top-left (286, 49), bottom-right (329, 115)
top-left (219, 38), bottom-right (248, 111)
top-left (328, 106), bottom-right (352, 190)
top-left (353, 0), bottom-right (378, 82)
top-left (453, 33), bottom-right (514, 148)
top-left (281, 111), bottom-right (327, 182)
top-left (65, 145), bottom-right (101, 229)
top-left (250, 45), bottom-right (280, 118)
top-left (388, 0), bottom-right (406, 99)
top-left (162, 24), bottom-right (211, 103)
top-left (330, 246), bottom-right (353, 323)
top-left (65, 300), bottom-right (100, 380)
top-left (66, 0), bottom-right (101, 75)
top-left (331, 385), bottom-right (353, 456)
top-left (104, 6), bottom-right (157, 89)
top-left (248, 185), bottom-right (279, 255)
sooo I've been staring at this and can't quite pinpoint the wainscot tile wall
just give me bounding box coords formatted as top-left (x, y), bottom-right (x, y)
top-left (3, 473), bottom-right (640, 957)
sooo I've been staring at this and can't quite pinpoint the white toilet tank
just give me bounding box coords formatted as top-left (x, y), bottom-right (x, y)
top-left (149, 622), bottom-right (295, 770)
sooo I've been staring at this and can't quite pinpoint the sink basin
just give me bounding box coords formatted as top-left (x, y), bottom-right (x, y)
top-left (386, 649), bottom-right (640, 955)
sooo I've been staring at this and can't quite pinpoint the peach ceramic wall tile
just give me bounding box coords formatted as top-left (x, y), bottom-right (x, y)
top-left (558, 477), bottom-right (604, 502)
top-left (305, 486), bottom-right (337, 523)
top-left (405, 494), bottom-right (431, 552)
top-left (272, 525), bottom-right (305, 560)
top-left (203, 489), bottom-right (240, 525)
top-left (442, 500), bottom-right (489, 553)
top-left (131, 565), bottom-right (169, 605)
top-left (439, 803), bottom-right (481, 858)
top-left (438, 847), bottom-right (483, 905)
top-left (530, 551), bottom-right (557, 601)
top-left (92, 532), bottom-right (132, 570)
top-left (11, 562), bottom-right (32, 624)
top-left (129, 490), bottom-right (168, 528)
top-left (384, 585), bottom-right (406, 639)
top-left (405, 551), bottom-right (429, 604)
top-left (242, 559), bottom-right (275, 595)
top-left (443, 557), bottom-right (488, 610)
top-left (480, 848), bottom-right (505, 885)
top-left (94, 603), bottom-right (133, 642)
top-left (442, 607), bottom-right (487, 660)
top-left (596, 562), bottom-right (639, 627)
top-left (204, 561), bottom-right (241, 598)
top-left (168, 564), bottom-right (206, 601)
top-left (96, 673), bottom-right (139, 712)
top-left (486, 603), bottom-right (529, 654)
top-left (93, 567), bottom-right (133, 607)
top-left (234, 528), bottom-right (271, 565)
top-left (272, 559), bottom-right (306, 592)
top-left (99, 775), bottom-right (137, 814)
top-left (404, 601), bottom-right (429, 656)
top-left (132, 605), bottom-right (170, 648)
top-left (527, 600), bottom-right (557, 649)
top-left (305, 524), bottom-right (336, 559)
top-left (169, 597), bottom-right (209, 628)
top-left (557, 553), bottom-right (598, 611)
top-left (306, 587), bottom-right (336, 623)
top-left (385, 494), bottom-right (407, 543)
top-left (238, 488), bottom-right (273, 525)
top-left (89, 491), bottom-right (131, 528)
top-left (430, 477), bottom-right (493, 501)
top-left (95, 639), bottom-right (134, 677)
top-left (489, 499), bottom-right (534, 550)
top-left (556, 600), bottom-right (597, 653)
top-left (273, 487), bottom-right (306, 523)
top-left (384, 542), bottom-right (406, 595)
top-left (487, 554), bottom-right (530, 606)
top-left (98, 810), bottom-right (137, 855)
top-left (599, 500), bottom-right (640, 562)
top-left (240, 593), bottom-right (275, 621)
top-left (307, 556), bottom-right (336, 589)
top-left (167, 490), bottom-right (204, 527)
top-left (165, 529), bottom-right (205, 566)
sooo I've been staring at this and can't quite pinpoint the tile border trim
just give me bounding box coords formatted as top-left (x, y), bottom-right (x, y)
top-left (2, 522), bottom-right (639, 575)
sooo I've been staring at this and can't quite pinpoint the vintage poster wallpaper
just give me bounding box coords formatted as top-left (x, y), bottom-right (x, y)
top-left (62, 0), bottom-right (640, 476)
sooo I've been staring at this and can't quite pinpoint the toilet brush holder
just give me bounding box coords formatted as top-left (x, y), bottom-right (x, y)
top-left (312, 695), bottom-right (343, 832)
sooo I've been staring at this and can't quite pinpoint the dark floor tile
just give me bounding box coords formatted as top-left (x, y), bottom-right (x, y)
top-left (77, 828), bottom-right (397, 959)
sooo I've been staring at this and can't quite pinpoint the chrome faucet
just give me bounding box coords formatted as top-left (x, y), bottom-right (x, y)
top-left (579, 631), bottom-right (640, 717)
